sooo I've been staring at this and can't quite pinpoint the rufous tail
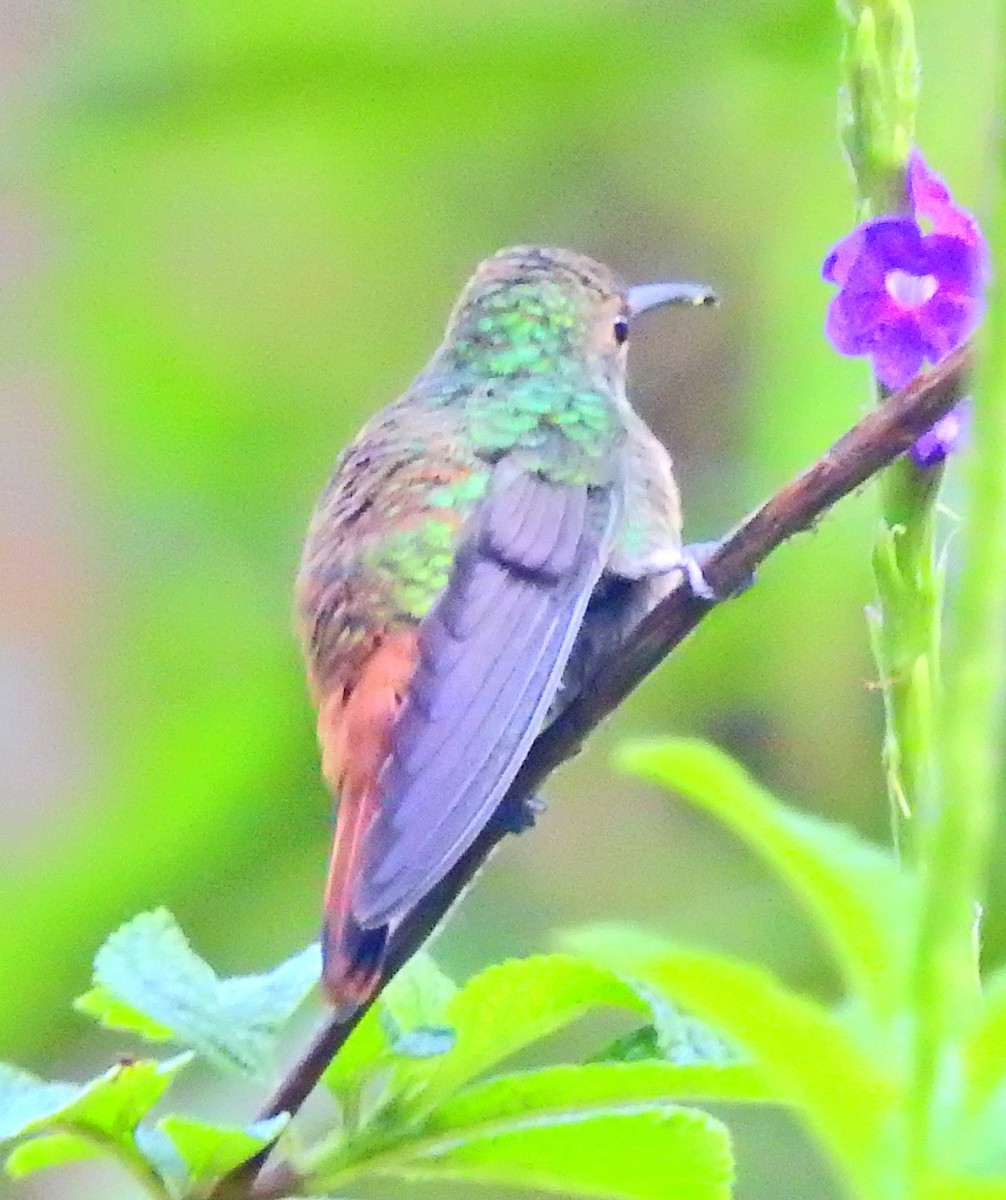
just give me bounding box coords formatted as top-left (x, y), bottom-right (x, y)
top-left (317, 632), bottom-right (416, 1010)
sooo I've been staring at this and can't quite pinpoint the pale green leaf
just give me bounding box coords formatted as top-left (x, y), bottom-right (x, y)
top-left (323, 953), bottom-right (457, 1113)
top-left (922, 1182), bottom-right (1006, 1200)
top-left (620, 738), bottom-right (914, 1015)
top-left (567, 929), bottom-right (894, 1186)
top-left (159, 1112), bottom-right (289, 1183)
top-left (85, 910), bottom-right (320, 1074)
top-left (0, 1056), bottom-right (190, 1190)
top-left (75, 985), bottom-right (174, 1041)
top-left (326, 953), bottom-right (647, 1125)
top-left (322, 1007), bottom-right (389, 1104)
top-left (430, 1061), bottom-right (771, 1126)
top-left (336, 1063), bottom-right (733, 1200)
top-left (0, 1056), bottom-right (187, 1144)
top-left (386, 1109), bottom-right (730, 1199)
top-left (382, 952), bottom-right (457, 1032)
top-left (5, 1133), bottom-right (99, 1178)
top-left (400, 955), bottom-right (649, 1118)
top-left (0, 1065), bottom-right (79, 1141)
top-left (961, 966), bottom-right (1006, 1109)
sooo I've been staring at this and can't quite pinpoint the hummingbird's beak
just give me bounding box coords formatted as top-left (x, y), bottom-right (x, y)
top-left (627, 282), bottom-right (719, 319)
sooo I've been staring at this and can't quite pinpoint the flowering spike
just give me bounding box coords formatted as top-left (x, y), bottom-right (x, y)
top-left (823, 150), bottom-right (987, 397)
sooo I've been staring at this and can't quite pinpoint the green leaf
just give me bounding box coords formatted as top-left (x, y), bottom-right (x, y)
top-left (0, 1056), bottom-right (190, 1191)
top-left (323, 953), bottom-right (457, 1116)
top-left (329, 1063), bottom-right (733, 1200)
top-left (567, 929), bottom-right (894, 1190)
top-left (159, 1112), bottom-right (289, 1184)
top-left (5, 1133), bottom-right (99, 1178)
top-left (593, 1023), bottom-right (748, 1072)
top-left (0, 1065), bottom-right (80, 1141)
top-left (432, 1061), bottom-right (771, 1124)
top-left (380, 952), bottom-right (457, 1060)
top-left (75, 985), bottom-right (174, 1041)
top-left (326, 953), bottom-right (648, 1126)
top-left (619, 738), bottom-right (914, 1016)
top-left (0, 1056), bottom-right (187, 1143)
top-left (921, 1182), bottom-right (1006, 1200)
top-left (961, 965), bottom-right (1006, 1109)
top-left (81, 910), bottom-right (320, 1075)
top-left (382, 952), bottom-right (457, 1031)
top-left (400, 955), bottom-right (650, 1118)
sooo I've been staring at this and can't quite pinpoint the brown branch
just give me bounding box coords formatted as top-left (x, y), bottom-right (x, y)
top-left (219, 343), bottom-right (970, 1199)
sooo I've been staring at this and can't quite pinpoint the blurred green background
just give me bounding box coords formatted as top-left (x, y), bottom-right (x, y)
top-left (1, 0), bottom-right (997, 1196)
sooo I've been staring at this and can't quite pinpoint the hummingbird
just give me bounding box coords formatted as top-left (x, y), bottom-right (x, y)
top-left (296, 246), bottom-right (716, 1012)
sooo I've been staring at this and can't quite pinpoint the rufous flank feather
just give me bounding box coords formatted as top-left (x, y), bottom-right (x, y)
top-left (317, 631), bottom-right (417, 1007)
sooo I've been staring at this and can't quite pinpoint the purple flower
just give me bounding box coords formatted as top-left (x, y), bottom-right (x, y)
top-left (823, 150), bottom-right (987, 391)
top-left (910, 397), bottom-right (970, 468)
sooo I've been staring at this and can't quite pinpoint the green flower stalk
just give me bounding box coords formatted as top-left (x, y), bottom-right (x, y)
top-left (836, 0), bottom-right (936, 851)
top-left (906, 178), bottom-right (1006, 1182)
top-left (831, 0), bottom-right (996, 1187)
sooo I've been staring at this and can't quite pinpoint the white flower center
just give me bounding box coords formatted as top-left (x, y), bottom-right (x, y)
top-left (885, 269), bottom-right (937, 309)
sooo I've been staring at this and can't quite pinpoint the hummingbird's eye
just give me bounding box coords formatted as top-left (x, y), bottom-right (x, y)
top-left (613, 315), bottom-right (630, 345)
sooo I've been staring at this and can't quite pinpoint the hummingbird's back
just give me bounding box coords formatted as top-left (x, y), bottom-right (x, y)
top-left (296, 246), bottom-right (704, 1010)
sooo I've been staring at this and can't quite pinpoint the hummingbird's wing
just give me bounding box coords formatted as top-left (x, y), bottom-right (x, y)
top-left (352, 459), bottom-right (619, 929)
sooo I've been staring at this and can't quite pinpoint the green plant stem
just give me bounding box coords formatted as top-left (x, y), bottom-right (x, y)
top-left (871, 452), bottom-right (943, 848)
top-left (837, 0), bottom-right (937, 851)
top-left (906, 138), bottom-right (1006, 1185)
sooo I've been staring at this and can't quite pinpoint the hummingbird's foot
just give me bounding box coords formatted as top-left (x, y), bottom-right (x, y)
top-left (635, 544), bottom-right (718, 601)
top-left (495, 793), bottom-right (546, 836)
top-left (683, 540), bottom-right (756, 601)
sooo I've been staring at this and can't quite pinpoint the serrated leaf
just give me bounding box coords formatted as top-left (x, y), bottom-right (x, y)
top-left (0, 1065), bottom-right (79, 1141)
top-left (75, 984), bottom-right (174, 1041)
top-left (431, 1061), bottom-right (771, 1125)
top-left (322, 1008), bottom-right (389, 1103)
top-left (134, 1111), bottom-right (290, 1199)
top-left (5, 1132), bottom-right (98, 1178)
top-left (390, 1109), bottom-right (731, 1200)
top-left (567, 929), bottom-right (894, 1190)
top-left (0, 1056), bottom-right (190, 1188)
top-left (85, 910), bottom-right (320, 1075)
top-left (593, 1023), bottom-right (745, 1070)
top-left (0, 1056), bottom-right (187, 1143)
top-left (401, 955), bottom-right (650, 1118)
top-left (160, 1112), bottom-right (289, 1183)
top-left (328, 1063), bottom-right (733, 1200)
top-left (326, 954), bottom-right (648, 1127)
top-left (619, 738), bottom-right (914, 1017)
top-left (382, 952), bottom-right (457, 1032)
top-left (380, 953), bottom-right (457, 1060)
top-left (323, 953), bottom-right (458, 1114)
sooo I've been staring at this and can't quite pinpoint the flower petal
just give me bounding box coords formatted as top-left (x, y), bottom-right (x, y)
top-left (923, 233), bottom-right (984, 296)
top-left (908, 150), bottom-right (954, 223)
top-left (870, 317), bottom-right (927, 389)
top-left (823, 228), bottom-right (865, 284)
top-left (910, 398), bottom-right (970, 468)
top-left (859, 217), bottom-right (929, 274)
top-left (918, 292), bottom-right (979, 357)
top-left (909, 147), bottom-right (987, 252)
top-left (826, 293), bottom-right (873, 354)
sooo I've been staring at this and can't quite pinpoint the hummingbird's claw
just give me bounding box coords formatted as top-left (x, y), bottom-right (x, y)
top-left (682, 540), bottom-right (755, 601)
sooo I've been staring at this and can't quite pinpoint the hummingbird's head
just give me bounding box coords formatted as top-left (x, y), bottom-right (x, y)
top-left (441, 246), bottom-right (716, 387)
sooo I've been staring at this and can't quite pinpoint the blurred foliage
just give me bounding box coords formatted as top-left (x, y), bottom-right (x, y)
top-left (0, 0), bottom-right (999, 1197)
top-left (6, 738), bottom-right (1006, 1200)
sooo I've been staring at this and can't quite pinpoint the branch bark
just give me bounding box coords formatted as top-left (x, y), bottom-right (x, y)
top-left (218, 344), bottom-right (970, 1198)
